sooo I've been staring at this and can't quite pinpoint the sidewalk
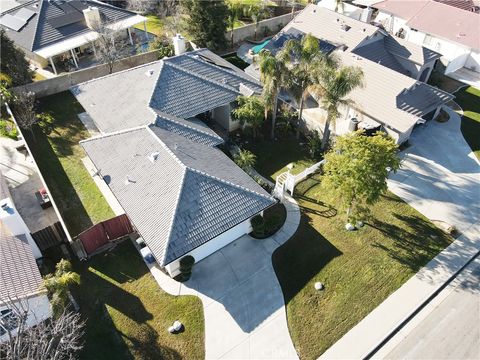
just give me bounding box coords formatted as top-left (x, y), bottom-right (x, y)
top-left (320, 107), bottom-right (480, 359)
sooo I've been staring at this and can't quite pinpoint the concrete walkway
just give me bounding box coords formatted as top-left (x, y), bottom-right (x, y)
top-left (320, 107), bottom-right (480, 359)
top-left (147, 195), bottom-right (300, 359)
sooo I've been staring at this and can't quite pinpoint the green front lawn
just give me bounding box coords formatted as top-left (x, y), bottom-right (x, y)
top-left (455, 86), bottom-right (480, 160)
top-left (25, 92), bottom-right (114, 236)
top-left (243, 135), bottom-right (315, 181)
top-left (75, 240), bottom-right (204, 360)
top-left (272, 175), bottom-right (453, 359)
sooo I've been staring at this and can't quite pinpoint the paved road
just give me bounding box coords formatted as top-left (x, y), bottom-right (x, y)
top-left (383, 257), bottom-right (480, 360)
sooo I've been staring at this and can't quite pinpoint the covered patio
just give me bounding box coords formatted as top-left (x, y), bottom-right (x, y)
top-left (37, 19), bottom-right (151, 76)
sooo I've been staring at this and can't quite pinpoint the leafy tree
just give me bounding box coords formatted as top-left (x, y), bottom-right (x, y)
top-left (258, 49), bottom-right (287, 139)
top-left (308, 62), bottom-right (364, 150)
top-left (226, 0), bottom-right (244, 47)
top-left (0, 30), bottom-right (32, 86)
top-left (307, 130), bottom-right (322, 160)
top-left (43, 260), bottom-right (80, 317)
top-left (275, 103), bottom-right (295, 137)
top-left (232, 95), bottom-right (264, 140)
top-left (277, 33), bottom-right (330, 139)
top-left (321, 131), bottom-right (401, 223)
top-left (249, 0), bottom-right (269, 40)
top-left (183, 0), bottom-right (228, 50)
top-left (234, 149), bottom-right (257, 170)
top-left (149, 36), bottom-right (174, 58)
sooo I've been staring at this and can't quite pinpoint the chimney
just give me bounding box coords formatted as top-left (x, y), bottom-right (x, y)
top-left (172, 34), bottom-right (186, 55)
top-left (83, 7), bottom-right (101, 30)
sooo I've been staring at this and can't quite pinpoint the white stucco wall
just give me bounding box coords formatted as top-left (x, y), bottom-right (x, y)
top-left (465, 50), bottom-right (480, 72)
top-left (212, 103), bottom-right (240, 132)
top-left (0, 293), bottom-right (51, 343)
top-left (165, 218), bottom-right (253, 277)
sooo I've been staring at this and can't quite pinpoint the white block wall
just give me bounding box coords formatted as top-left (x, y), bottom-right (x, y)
top-left (165, 218), bottom-right (253, 276)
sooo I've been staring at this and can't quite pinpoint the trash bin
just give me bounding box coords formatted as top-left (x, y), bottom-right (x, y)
top-left (348, 117), bottom-right (359, 132)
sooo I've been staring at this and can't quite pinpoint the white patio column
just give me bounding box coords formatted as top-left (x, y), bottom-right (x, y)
top-left (49, 57), bottom-right (58, 75)
top-left (127, 27), bottom-right (133, 45)
top-left (143, 20), bottom-right (148, 41)
top-left (70, 49), bottom-right (79, 68)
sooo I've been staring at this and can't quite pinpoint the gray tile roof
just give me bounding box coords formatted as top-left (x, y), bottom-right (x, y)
top-left (1, 0), bottom-right (137, 52)
top-left (353, 39), bottom-right (409, 75)
top-left (384, 36), bottom-right (441, 65)
top-left (72, 49), bottom-right (261, 134)
top-left (80, 127), bottom-right (275, 265)
top-left (337, 51), bottom-right (453, 133)
top-left (153, 112), bottom-right (224, 147)
top-left (71, 60), bottom-right (163, 133)
top-left (0, 224), bottom-right (43, 301)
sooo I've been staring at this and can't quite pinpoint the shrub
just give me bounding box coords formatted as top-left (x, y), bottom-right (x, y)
top-left (0, 118), bottom-right (18, 139)
top-left (149, 37), bottom-right (174, 59)
top-left (178, 255), bottom-right (195, 282)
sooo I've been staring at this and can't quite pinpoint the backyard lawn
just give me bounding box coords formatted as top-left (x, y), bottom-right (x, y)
top-left (134, 14), bottom-right (165, 37)
top-left (74, 240), bottom-right (204, 360)
top-left (455, 86), bottom-right (480, 160)
top-left (243, 135), bottom-right (315, 181)
top-left (271, 174), bottom-right (453, 359)
top-left (25, 91), bottom-right (114, 236)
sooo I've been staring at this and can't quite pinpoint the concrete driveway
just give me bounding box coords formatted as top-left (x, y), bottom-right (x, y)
top-left (150, 196), bottom-right (300, 359)
top-left (388, 106), bottom-right (479, 235)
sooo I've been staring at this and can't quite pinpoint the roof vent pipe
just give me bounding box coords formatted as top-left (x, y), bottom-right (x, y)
top-left (148, 151), bottom-right (160, 163)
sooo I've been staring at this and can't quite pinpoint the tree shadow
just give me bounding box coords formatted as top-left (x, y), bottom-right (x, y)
top-left (368, 213), bottom-right (453, 273)
top-left (272, 214), bottom-right (342, 304)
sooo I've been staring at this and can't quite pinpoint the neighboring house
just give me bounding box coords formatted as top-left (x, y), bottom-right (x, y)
top-left (373, 0), bottom-right (480, 77)
top-left (0, 0), bottom-right (147, 75)
top-left (0, 174), bottom-right (50, 342)
top-left (0, 172), bottom-right (42, 260)
top-left (72, 49), bottom-right (276, 277)
top-left (246, 5), bottom-right (452, 144)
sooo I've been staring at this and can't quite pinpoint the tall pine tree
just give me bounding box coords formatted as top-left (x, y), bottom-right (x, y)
top-left (183, 0), bottom-right (228, 50)
top-left (0, 29), bottom-right (32, 86)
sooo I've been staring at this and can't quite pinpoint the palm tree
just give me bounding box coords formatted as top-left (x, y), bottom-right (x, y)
top-left (308, 62), bottom-right (364, 150)
top-left (43, 259), bottom-right (80, 317)
top-left (234, 149), bottom-right (257, 170)
top-left (232, 95), bottom-right (265, 140)
top-left (226, 0), bottom-right (243, 47)
top-left (277, 33), bottom-right (330, 139)
top-left (258, 49), bottom-right (287, 139)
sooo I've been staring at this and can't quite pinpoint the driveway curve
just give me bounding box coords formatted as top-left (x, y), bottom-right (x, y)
top-left (150, 196), bottom-right (300, 359)
top-left (388, 106), bottom-right (479, 234)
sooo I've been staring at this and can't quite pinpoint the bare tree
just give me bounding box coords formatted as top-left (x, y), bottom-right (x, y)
top-left (94, 22), bottom-right (129, 74)
top-left (159, 0), bottom-right (183, 37)
top-left (0, 297), bottom-right (84, 360)
top-left (126, 0), bottom-right (157, 13)
top-left (11, 91), bottom-right (37, 139)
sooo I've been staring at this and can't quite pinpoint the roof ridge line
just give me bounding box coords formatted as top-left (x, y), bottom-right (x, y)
top-left (151, 109), bottom-right (223, 143)
top-left (79, 124), bottom-right (148, 144)
top-left (164, 60), bottom-right (240, 94)
top-left (29, 0), bottom-right (45, 51)
top-left (144, 125), bottom-right (189, 265)
top-left (186, 52), bottom-right (260, 86)
top-left (1, 0), bottom-right (36, 15)
top-left (186, 166), bottom-right (275, 202)
top-left (72, 59), bottom-right (162, 89)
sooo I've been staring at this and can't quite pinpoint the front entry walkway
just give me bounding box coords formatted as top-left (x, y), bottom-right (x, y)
top-left (148, 196), bottom-right (300, 359)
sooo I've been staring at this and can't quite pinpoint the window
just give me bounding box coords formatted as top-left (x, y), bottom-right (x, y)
top-left (0, 308), bottom-right (20, 336)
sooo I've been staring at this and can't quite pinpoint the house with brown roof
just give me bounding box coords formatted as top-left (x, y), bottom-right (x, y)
top-left (373, 0), bottom-right (480, 85)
